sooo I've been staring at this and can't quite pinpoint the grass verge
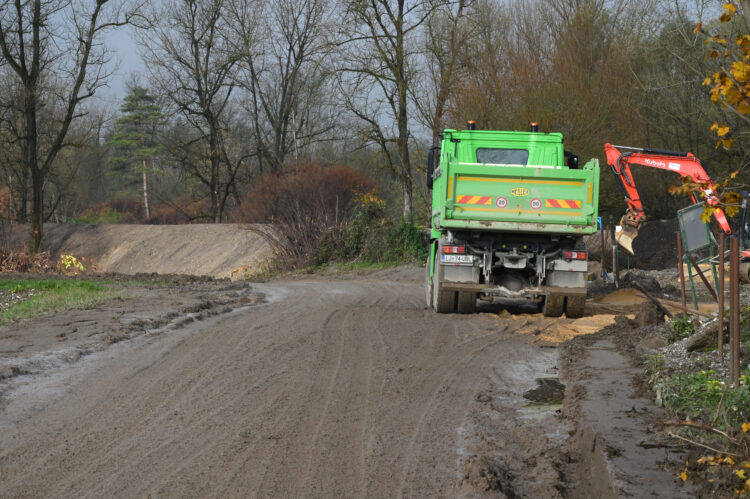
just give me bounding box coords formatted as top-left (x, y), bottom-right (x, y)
top-left (0, 279), bottom-right (121, 325)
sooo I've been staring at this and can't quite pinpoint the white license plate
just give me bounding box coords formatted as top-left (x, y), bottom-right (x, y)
top-left (441, 254), bottom-right (473, 264)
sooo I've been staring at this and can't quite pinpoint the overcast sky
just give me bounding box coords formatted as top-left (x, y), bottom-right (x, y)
top-left (99, 24), bottom-right (145, 104)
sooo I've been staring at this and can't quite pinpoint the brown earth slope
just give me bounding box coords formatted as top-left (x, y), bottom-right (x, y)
top-left (7, 223), bottom-right (272, 278)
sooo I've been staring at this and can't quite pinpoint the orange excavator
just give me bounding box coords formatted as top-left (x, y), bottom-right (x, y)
top-left (604, 143), bottom-right (733, 255)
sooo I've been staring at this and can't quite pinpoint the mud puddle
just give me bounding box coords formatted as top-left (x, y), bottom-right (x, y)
top-left (562, 336), bottom-right (696, 498)
top-left (523, 377), bottom-right (565, 404)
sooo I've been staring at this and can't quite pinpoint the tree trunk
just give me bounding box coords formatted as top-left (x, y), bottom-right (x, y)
top-left (25, 87), bottom-right (43, 252)
top-left (397, 96), bottom-right (412, 220)
top-left (209, 129), bottom-right (221, 223)
top-left (142, 159), bottom-right (150, 220)
top-left (18, 168), bottom-right (29, 223)
top-left (402, 180), bottom-right (413, 221)
top-left (30, 167), bottom-right (43, 253)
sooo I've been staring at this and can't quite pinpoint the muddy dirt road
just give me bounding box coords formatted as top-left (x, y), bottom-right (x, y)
top-left (0, 267), bottom-right (681, 497)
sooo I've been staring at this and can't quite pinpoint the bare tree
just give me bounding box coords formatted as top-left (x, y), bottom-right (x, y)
top-left (230, 0), bottom-right (335, 173)
top-left (143, 0), bottom-right (241, 223)
top-left (337, 0), bottom-right (443, 220)
top-left (413, 0), bottom-right (469, 145)
top-left (0, 0), bottom-right (143, 251)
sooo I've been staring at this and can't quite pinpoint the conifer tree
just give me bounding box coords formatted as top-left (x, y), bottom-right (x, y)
top-left (108, 87), bottom-right (164, 220)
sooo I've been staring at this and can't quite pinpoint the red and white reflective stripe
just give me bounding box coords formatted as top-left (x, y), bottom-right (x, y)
top-left (563, 250), bottom-right (587, 260)
top-left (442, 245), bottom-right (466, 254)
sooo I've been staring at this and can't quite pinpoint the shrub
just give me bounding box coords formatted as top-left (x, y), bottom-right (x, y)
top-left (669, 315), bottom-right (697, 342)
top-left (232, 163), bottom-right (377, 268)
top-left (76, 199), bottom-right (141, 224)
top-left (146, 196), bottom-right (208, 224)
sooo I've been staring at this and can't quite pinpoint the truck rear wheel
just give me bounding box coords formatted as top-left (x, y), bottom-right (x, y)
top-left (456, 292), bottom-right (476, 314)
top-left (564, 296), bottom-right (586, 318)
top-left (433, 258), bottom-right (456, 313)
top-left (542, 294), bottom-right (564, 317)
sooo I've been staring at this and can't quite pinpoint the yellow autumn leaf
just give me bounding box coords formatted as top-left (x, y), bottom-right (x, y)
top-left (711, 50), bottom-right (719, 59)
top-left (680, 471), bottom-right (688, 482)
top-left (717, 125), bottom-right (731, 136)
top-left (724, 2), bottom-right (738, 15)
top-left (703, 77), bottom-right (712, 86)
top-left (743, 422), bottom-right (750, 432)
top-left (711, 122), bottom-right (720, 131)
top-left (745, 478), bottom-right (750, 491)
top-left (737, 101), bottom-right (750, 115)
top-left (717, 138), bottom-right (734, 149)
top-left (731, 61), bottom-right (750, 81)
top-left (726, 456), bottom-right (737, 465)
top-left (694, 22), bottom-right (703, 34)
top-left (735, 469), bottom-right (746, 479)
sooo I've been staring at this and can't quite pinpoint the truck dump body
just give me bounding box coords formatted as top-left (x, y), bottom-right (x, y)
top-left (430, 129), bottom-right (599, 237)
top-left (426, 127), bottom-right (601, 316)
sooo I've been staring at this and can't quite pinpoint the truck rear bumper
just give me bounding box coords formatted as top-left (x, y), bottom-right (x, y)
top-left (438, 218), bottom-right (597, 235)
top-left (439, 283), bottom-right (586, 300)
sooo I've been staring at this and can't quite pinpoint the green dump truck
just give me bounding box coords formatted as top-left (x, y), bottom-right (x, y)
top-left (425, 124), bottom-right (600, 316)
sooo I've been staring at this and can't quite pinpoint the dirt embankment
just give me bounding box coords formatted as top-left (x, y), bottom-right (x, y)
top-left (7, 223), bottom-right (273, 279)
top-left (585, 219), bottom-right (679, 270)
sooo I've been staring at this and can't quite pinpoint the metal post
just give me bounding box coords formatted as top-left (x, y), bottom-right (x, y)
top-left (600, 222), bottom-right (606, 278)
top-left (718, 232), bottom-right (725, 363)
top-left (611, 225), bottom-right (619, 288)
top-left (677, 231), bottom-right (687, 310)
top-left (730, 236), bottom-right (740, 388)
top-left (685, 251), bottom-right (718, 302)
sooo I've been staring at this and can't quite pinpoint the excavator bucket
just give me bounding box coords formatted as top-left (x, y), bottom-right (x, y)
top-left (614, 216), bottom-right (638, 255)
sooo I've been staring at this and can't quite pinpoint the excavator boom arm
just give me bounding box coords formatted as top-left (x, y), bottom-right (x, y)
top-left (604, 143), bottom-right (731, 253)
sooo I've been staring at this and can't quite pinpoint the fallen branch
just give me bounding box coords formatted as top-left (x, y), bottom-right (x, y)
top-left (633, 281), bottom-right (673, 319)
top-left (658, 297), bottom-right (713, 318)
top-left (667, 432), bottom-right (742, 457)
top-left (665, 420), bottom-right (738, 445)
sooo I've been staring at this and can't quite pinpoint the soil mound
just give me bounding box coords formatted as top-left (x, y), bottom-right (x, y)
top-left (585, 219), bottom-right (678, 270)
top-left (6, 223), bottom-right (272, 279)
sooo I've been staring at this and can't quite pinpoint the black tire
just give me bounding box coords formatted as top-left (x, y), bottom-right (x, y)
top-left (542, 294), bottom-right (564, 317)
top-left (425, 257), bottom-right (434, 308)
top-left (456, 292), bottom-right (476, 314)
top-left (741, 262), bottom-right (750, 284)
top-left (564, 295), bottom-right (586, 318)
top-left (433, 258), bottom-right (456, 313)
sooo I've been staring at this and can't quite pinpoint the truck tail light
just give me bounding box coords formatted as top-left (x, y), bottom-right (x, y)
top-left (563, 250), bottom-right (587, 260)
top-left (442, 245), bottom-right (466, 254)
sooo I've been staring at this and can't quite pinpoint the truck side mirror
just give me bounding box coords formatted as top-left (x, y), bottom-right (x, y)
top-left (427, 147), bottom-right (439, 190)
top-left (564, 150), bottom-right (579, 169)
